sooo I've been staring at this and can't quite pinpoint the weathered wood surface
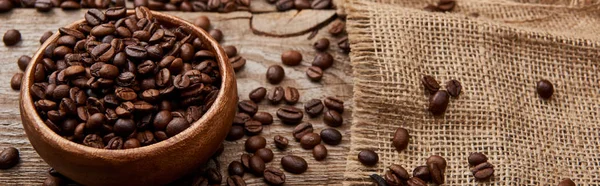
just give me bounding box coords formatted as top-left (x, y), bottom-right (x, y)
top-left (0, 8), bottom-right (352, 185)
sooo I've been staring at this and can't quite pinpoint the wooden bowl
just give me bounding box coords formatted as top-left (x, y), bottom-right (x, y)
top-left (19, 10), bottom-right (237, 186)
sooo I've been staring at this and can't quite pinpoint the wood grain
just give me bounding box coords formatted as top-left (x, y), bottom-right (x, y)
top-left (0, 9), bottom-right (352, 185)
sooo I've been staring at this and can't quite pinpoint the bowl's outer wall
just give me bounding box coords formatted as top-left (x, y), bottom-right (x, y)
top-left (19, 10), bottom-right (237, 186)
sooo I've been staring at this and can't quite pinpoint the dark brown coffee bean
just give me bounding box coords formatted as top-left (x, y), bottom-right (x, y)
top-left (369, 174), bottom-right (387, 186)
top-left (124, 138), bottom-right (141, 149)
top-left (312, 144), bottom-right (327, 161)
top-left (537, 79), bottom-right (554, 99)
top-left (17, 55), bottom-right (31, 71)
top-left (63, 65), bottom-right (85, 78)
top-left (58, 27), bottom-right (84, 39)
top-left (226, 175), bottom-right (246, 186)
top-left (114, 118), bottom-right (135, 137)
top-left (263, 167), bottom-right (285, 185)
top-left (244, 120), bottom-right (263, 135)
top-left (226, 125), bottom-right (244, 141)
top-left (385, 170), bottom-right (402, 186)
top-left (205, 168), bottom-right (222, 184)
top-left (83, 134), bottom-right (104, 148)
top-left (104, 137), bottom-right (123, 149)
top-left (230, 56), bottom-right (246, 71)
top-left (35, 99), bottom-right (57, 111)
top-left (275, 0), bottom-right (293, 11)
top-left (179, 43), bottom-right (194, 62)
top-left (313, 38), bottom-right (330, 51)
top-left (57, 35), bottom-right (77, 47)
top-left (388, 164), bottom-right (409, 181)
top-left (426, 155), bottom-right (447, 170)
top-left (86, 113), bottom-right (106, 130)
top-left (429, 90), bottom-right (449, 116)
top-left (249, 87), bottom-right (266, 103)
top-left (283, 87), bottom-right (299, 105)
top-left (0, 147), bottom-right (19, 169)
top-left (115, 87), bottom-right (137, 101)
top-left (10, 73), bottom-right (22, 90)
top-left (248, 155), bottom-right (265, 176)
top-left (166, 117), bottom-right (189, 137)
top-left (228, 160), bottom-right (245, 176)
top-left (320, 128), bottom-right (342, 145)
top-left (233, 112), bottom-right (252, 125)
top-left (412, 165), bottom-right (431, 182)
top-left (125, 45), bottom-right (147, 59)
top-left (209, 29), bottom-right (223, 42)
top-left (323, 110), bottom-right (342, 127)
top-left (421, 75), bottom-right (440, 93)
top-left (392, 127), bottom-right (409, 152)
top-left (266, 65), bottom-right (285, 84)
top-left (328, 20), bottom-right (344, 35)
top-left (276, 106), bottom-right (303, 124)
top-left (427, 163), bottom-right (444, 184)
top-left (273, 135), bottom-right (288, 150)
top-left (471, 162), bottom-right (493, 180)
top-left (304, 99), bottom-right (323, 117)
top-left (468, 152), bottom-right (488, 166)
top-left (3, 29), bottom-right (21, 46)
top-left (224, 45), bottom-right (237, 57)
top-left (238, 100), bottom-right (258, 116)
top-left (105, 7), bottom-right (126, 20)
top-left (255, 148), bottom-right (274, 163)
top-left (406, 177), bottom-right (427, 186)
top-left (437, 0), bottom-right (455, 11)
top-left (338, 36), bottom-right (350, 53)
top-left (358, 150), bottom-right (378, 166)
top-left (306, 66), bottom-right (323, 81)
top-left (253, 112), bottom-right (273, 125)
top-left (0, 0), bottom-right (13, 13)
top-left (34, 0), bottom-right (53, 12)
top-left (39, 31), bottom-right (53, 44)
top-left (323, 97), bottom-right (344, 113)
top-left (136, 130), bottom-right (155, 146)
top-left (140, 89), bottom-right (160, 102)
top-left (91, 23), bottom-right (116, 38)
top-left (281, 155), bottom-right (307, 174)
top-left (311, 0), bottom-right (330, 9)
top-left (245, 135), bottom-right (266, 153)
top-left (137, 60), bottom-right (157, 75)
top-left (240, 154), bottom-right (251, 170)
top-left (292, 122), bottom-right (313, 141)
top-left (267, 86), bottom-right (284, 104)
top-left (193, 16), bottom-right (211, 31)
top-left (300, 133), bottom-right (321, 149)
top-left (312, 52), bottom-right (333, 70)
top-left (558, 178), bottom-right (576, 186)
top-left (281, 50), bottom-right (302, 66)
top-left (446, 79), bottom-right (462, 97)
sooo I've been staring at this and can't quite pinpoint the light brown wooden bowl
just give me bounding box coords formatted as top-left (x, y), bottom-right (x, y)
top-left (19, 10), bottom-right (237, 186)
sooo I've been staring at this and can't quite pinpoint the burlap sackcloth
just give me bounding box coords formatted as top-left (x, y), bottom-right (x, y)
top-left (342, 0), bottom-right (600, 185)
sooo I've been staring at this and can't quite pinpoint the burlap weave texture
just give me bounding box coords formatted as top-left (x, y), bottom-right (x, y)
top-left (344, 0), bottom-right (600, 185)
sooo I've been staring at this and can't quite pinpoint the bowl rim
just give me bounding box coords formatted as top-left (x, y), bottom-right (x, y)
top-left (20, 10), bottom-right (234, 157)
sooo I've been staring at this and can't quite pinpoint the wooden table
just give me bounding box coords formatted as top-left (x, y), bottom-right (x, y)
top-left (0, 6), bottom-right (353, 185)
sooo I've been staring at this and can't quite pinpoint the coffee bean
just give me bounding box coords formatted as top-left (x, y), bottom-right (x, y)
top-left (323, 97), bottom-right (344, 113)
top-left (468, 152), bottom-right (488, 166)
top-left (0, 147), bottom-right (19, 169)
top-left (266, 65), bottom-right (285, 84)
top-left (255, 148), bottom-right (274, 162)
top-left (267, 86), bottom-right (284, 104)
top-left (166, 117), bottom-right (189, 137)
top-left (34, 0), bottom-right (52, 12)
top-left (224, 45), bottom-right (237, 57)
top-left (91, 23), bottom-right (116, 37)
top-left (193, 16), bottom-right (211, 30)
top-left (537, 79), bottom-right (554, 99)
top-left (302, 99), bottom-right (324, 118)
top-left (228, 161), bottom-right (245, 176)
top-left (313, 38), bottom-right (330, 51)
top-left (470, 162), bottom-right (493, 180)
top-left (249, 87), bottom-right (266, 103)
top-left (263, 167), bottom-right (286, 185)
top-left (406, 177), bottom-right (427, 186)
top-left (105, 137), bottom-right (124, 149)
top-left (233, 112), bottom-right (252, 125)
top-left (273, 135), bottom-right (288, 150)
top-left (205, 168), bottom-right (222, 184)
top-left (323, 110), bottom-right (342, 127)
top-left (17, 55), bottom-right (31, 71)
top-left (63, 65), bottom-right (85, 78)
top-left (245, 135), bottom-right (266, 153)
top-left (281, 50), bottom-right (302, 66)
top-left (230, 56), bottom-right (246, 71)
top-left (85, 9), bottom-right (106, 26)
top-left (320, 128), bottom-right (342, 145)
top-left (105, 7), bottom-right (126, 20)
top-left (446, 79), bottom-right (462, 97)
top-left (226, 125), bottom-right (244, 141)
top-left (311, 0), bottom-right (330, 9)
top-left (39, 31), bottom-right (53, 44)
top-left (240, 154), bottom-right (251, 170)
top-left (292, 122), bottom-right (313, 141)
top-left (421, 75), bottom-right (440, 93)
top-left (328, 20), bottom-right (344, 35)
top-left (306, 66), bottom-right (323, 81)
top-left (0, 0), bottom-right (13, 13)
top-left (137, 130), bottom-right (155, 146)
top-left (428, 90), bottom-right (449, 116)
top-left (427, 163), bottom-right (444, 184)
top-left (283, 87), bottom-right (299, 105)
top-left (83, 134), bottom-right (104, 148)
top-left (3, 29), bottom-right (21, 46)
top-left (253, 112), bottom-right (273, 125)
top-left (123, 138), bottom-right (141, 149)
top-left (276, 106), bottom-right (303, 124)
top-left (389, 164), bottom-right (409, 180)
top-left (114, 118), bottom-right (135, 137)
top-left (369, 174), bottom-right (387, 186)
top-left (238, 100), bottom-right (258, 116)
top-left (248, 155), bottom-right (265, 176)
top-left (226, 175), bottom-right (246, 186)
top-left (125, 45), bottom-right (148, 59)
top-left (392, 127), bottom-right (409, 151)
top-left (312, 52), bottom-right (333, 70)
top-left (281, 155), bottom-right (307, 174)
top-left (244, 120), bottom-right (262, 135)
top-left (43, 175), bottom-right (66, 186)
top-left (338, 36), bottom-right (350, 53)
top-left (437, 0), bottom-right (455, 11)
top-left (412, 165), bottom-right (431, 182)
top-left (426, 155), bottom-right (447, 170)
top-left (385, 171), bottom-right (401, 186)
top-left (115, 87), bottom-right (137, 101)
top-left (209, 29), bottom-right (223, 42)
top-left (312, 144), bottom-right (327, 161)
top-left (275, 0), bottom-right (293, 11)
top-left (300, 133), bottom-right (321, 149)
top-left (86, 113), bottom-right (106, 130)
top-left (558, 178), bottom-right (576, 186)
top-left (10, 73), bottom-right (23, 90)
top-left (358, 150), bottom-right (378, 166)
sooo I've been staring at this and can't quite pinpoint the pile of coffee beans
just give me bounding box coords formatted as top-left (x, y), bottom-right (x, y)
top-left (468, 153), bottom-right (494, 180)
top-left (269, 0), bottom-right (332, 11)
top-left (0, 0), bottom-right (251, 13)
top-left (424, 0), bottom-right (456, 12)
top-left (28, 7), bottom-right (223, 149)
top-left (421, 75), bottom-right (461, 116)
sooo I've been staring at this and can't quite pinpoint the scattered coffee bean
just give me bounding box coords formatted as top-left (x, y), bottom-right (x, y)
top-left (292, 122), bottom-right (313, 141)
top-left (312, 144), bottom-right (327, 161)
top-left (437, 0), bottom-right (456, 12)
top-left (385, 171), bottom-right (401, 186)
top-left (468, 152), bottom-right (488, 166)
top-left (406, 177), bottom-right (427, 186)
top-left (338, 36), bottom-right (350, 53)
top-left (274, 135), bottom-right (289, 150)
top-left (39, 31), bottom-right (54, 44)
top-left (230, 56), bottom-right (247, 72)
top-left (276, 106), bottom-right (303, 124)
top-left (226, 125), bottom-right (245, 141)
top-left (233, 112), bottom-right (252, 125)
top-left (43, 175), bottom-right (65, 186)
top-left (323, 110), bottom-right (342, 127)
top-left (392, 127), bottom-right (409, 151)
top-left (249, 87), bottom-right (267, 103)
top-left (558, 178), bottom-right (575, 186)
top-left (263, 167), bottom-right (286, 185)
top-left (253, 112), bottom-right (273, 125)
top-left (244, 120), bottom-right (263, 135)
top-left (312, 52), bottom-right (333, 70)
top-left (300, 133), bottom-right (321, 149)
top-left (389, 164), bottom-right (409, 181)
top-left (323, 97), bottom-right (344, 113)
top-left (313, 38), bottom-right (330, 51)
top-left (266, 65), bottom-right (285, 84)
top-left (223, 45), bottom-right (237, 57)
top-left (537, 79), bottom-right (554, 99)
top-left (238, 100), bottom-right (258, 116)
top-left (275, 0), bottom-right (293, 11)
top-left (267, 86), bottom-right (284, 104)
top-left (209, 29), bottom-right (223, 42)
top-left (193, 15), bottom-right (211, 31)
top-left (421, 75), bottom-right (440, 93)
top-left (0, 0), bottom-right (13, 13)
top-left (328, 20), bottom-right (344, 35)
top-left (240, 154), bottom-right (251, 170)
top-left (35, 0), bottom-right (53, 12)
top-left (249, 155), bottom-right (265, 176)
top-left (412, 165), bottom-right (431, 182)
top-left (471, 162), bottom-right (494, 180)
top-left (369, 174), bottom-right (387, 186)
top-left (427, 155), bottom-right (447, 170)
top-left (228, 161), bottom-right (245, 176)
top-left (10, 73), bottom-right (23, 90)
top-left (283, 87), bottom-right (299, 105)
top-left (428, 90), bottom-right (449, 116)
top-left (17, 55), bottom-right (31, 71)
top-left (3, 29), bottom-right (21, 46)
top-left (255, 148), bottom-right (274, 162)
top-left (281, 155), bottom-right (308, 174)
top-left (205, 168), bottom-right (222, 184)
top-left (427, 163), bottom-right (444, 184)
top-left (304, 99), bottom-right (324, 117)
top-left (0, 147), bottom-right (19, 169)
top-left (446, 79), bottom-right (462, 97)
top-left (245, 135), bottom-right (266, 153)
top-left (320, 128), bottom-right (342, 145)
top-left (281, 50), bottom-right (302, 66)
top-left (306, 66), bottom-right (323, 81)
top-left (226, 175), bottom-right (246, 186)
top-left (358, 150), bottom-right (378, 166)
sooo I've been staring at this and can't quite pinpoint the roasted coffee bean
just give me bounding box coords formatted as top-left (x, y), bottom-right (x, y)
top-left (281, 50), bottom-right (302, 66)
top-left (323, 110), bottom-right (342, 127)
top-left (281, 155), bottom-right (307, 174)
top-left (428, 90), bottom-right (449, 116)
top-left (412, 166), bottom-right (431, 181)
top-left (324, 97), bottom-right (344, 113)
top-left (537, 79), bottom-right (554, 99)
top-left (277, 106), bottom-right (303, 124)
top-left (428, 163), bottom-right (444, 184)
top-left (292, 122), bottom-right (313, 141)
top-left (39, 31), bottom-right (53, 44)
top-left (358, 150), bottom-right (378, 166)
top-left (471, 162), bottom-right (493, 180)
top-left (10, 73), bottom-right (23, 90)
top-left (468, 152), bottom-right (488, 166)
top-left (226, 125), bottom-right (244, 141)
top-left (244, 120), bottom-right (263, 135)
top-left (43, 175), bottom-right (66, 186)
top-left (85, 9), bottom-right (106, 26)
top-left (275, 0), bottom-right (293, 11)
top-left (304, 99), bottom-right (324, 117)
top-left (86, 113), bottom-right (106, 130)
top-left (312, 144), bottom-right (327, 161)
top-left (114, 118), bottom-right (135, 137)
top-left (83, 134), bottom-right (104, 148)
top-left (437, 0), bottom-right (456, 11)
top-left (306, 66), bottom-right (323, 81)
top-left (226, 175), bottom-right (246, 186)
top-left (311, 0), bottom-right (330, 9)
top-left (124, 138), bottom-right (141, 149)
top-left (421, 75), bottom-right (440, 93)
top-left (105, 7), bottom-right (126, 20)
top-left (320, 128), bottom-right (342, 145)
top-left (266, 65), bottom-right (285, 84)
top-left (34, 0), bottom-right (53, 12)
top-left (249, 87), bottom-right (267, 103)
top-left (238, 100), bottom-right (258, 116)
top-left (205, 168), bottom-right (222, 184)
top-left (0, 147), bottom-right (19, 169)
top-left (426, 155), bottom-right (447, 170)
top-left (17, 55), bottom-right (31, 71)
top-left (249, 155), bottom-right (265, 176)
top-left (230, 56), bottom-right (246, 71)
top-left (263, 167), bottom-right (286, 185)
top-left (209, 29), bottom-right (223, 42)
top-left (224, 46), bottom-right (237, 57)
top-left (267, 86), bottom-right (284, 104)
top-left (125, 45), bottom-right (147, 59)
top-left (63, 65), bottom-right (85, 78)
top-left (274, 135), bottom-right (289, 150)
top-left (115, 87), bottom-right (137, 101)
top-left (446, 79), bottom-right (462, 97)
top-left (240, 154), bottom-right (251, 170)
top-left (193, 16), bottom-right (211, 31)
top-left (104, 137), bottom-right (124, 149)
top-left (91, 23), bottom-right (116, 37)
top-left (253, 112), bottom-right (273, 125)
top-left (166, 117), bottom-right (189, 137)
top-left (0, 0), bottom-right (13, 13)
top-left (255, 148), bottom-right (274, 162)
top-left (58, 27), bottom-right (84, 39)
top-left (137, 130), bottom-right (155, 146)
top-left (283, 87), bottom-right (299, 105)
top-left (385, 171), bottom-right (402, 186)
top-left (245, 136), bottom-right (266, 153)
top-left (338, 36), bottom-right (350, 53)
top-left (369, 174), bottom-right (387, 186)
top-left (406, 177), bottom-right (427, 186)
top-left (392, 127), bottom-right (409, 151)
top-left (137, 60), bottom-right (157, 75)
top-left (313, 38), bottom-right (330, 51)
top-left (3, 29), bottom-right (21, 46)
top-left (388, 164), bottom-right (409, 181)
top-left (228, 160), bottom-right (245, 176)
top-left (233, 112), bottom-right (252, 125)
top-left (558, 178), bottom-right (576, 186)
top-left (300, 133), bottom-right (321, 149)
top-left (312, 52), bottom-right (333, 70)
top-left (328, 20), bottom-right (344, 35)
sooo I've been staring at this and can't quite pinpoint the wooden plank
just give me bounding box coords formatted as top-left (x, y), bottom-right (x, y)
top-left (0, 9), bottom-right (352, 185)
